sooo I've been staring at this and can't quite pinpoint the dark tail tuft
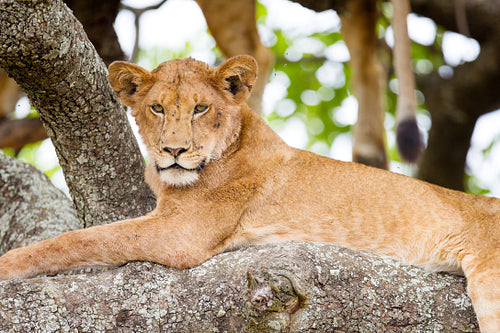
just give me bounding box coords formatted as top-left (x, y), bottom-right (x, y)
top-left (396, 118), bottom-right (422, 163)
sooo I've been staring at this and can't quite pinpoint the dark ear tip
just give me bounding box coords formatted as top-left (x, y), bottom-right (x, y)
top-left (215, 56), bottom-right (258, 104)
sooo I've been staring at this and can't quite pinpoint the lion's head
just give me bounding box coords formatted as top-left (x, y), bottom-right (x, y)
top-left (108, 56), bottom-right (257, 187)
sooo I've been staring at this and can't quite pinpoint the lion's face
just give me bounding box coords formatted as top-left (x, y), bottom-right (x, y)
top-left (108, 56), bottom-right (257, 187)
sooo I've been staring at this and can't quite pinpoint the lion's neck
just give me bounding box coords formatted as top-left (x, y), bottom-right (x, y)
top-left (213, 105), bottom-right (292, 179)
top-left (239, 105), bottom-right (288, 150)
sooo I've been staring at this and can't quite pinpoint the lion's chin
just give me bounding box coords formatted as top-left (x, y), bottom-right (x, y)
top-left (158, 168), bottom-right (200, 187)
top-left (154, 160), bottom-right (207, 187)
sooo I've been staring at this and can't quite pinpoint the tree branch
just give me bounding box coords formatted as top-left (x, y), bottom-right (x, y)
top-left (410, 0), bottom-right (499, 43)
top-left (121, 0), bottom-right (168, 63)
top-left (0, 154), bottom-right (79, 254)
top-left (64, 0), bottom-right (125, 65)
top-left (0, 242), bottom-right (479, 332)
top-left (414, 5), bottom-right (500, 190)
top-left (0, 0), bottom-right (155, 227)
top-left (0, 118), bottom-right (48, 150)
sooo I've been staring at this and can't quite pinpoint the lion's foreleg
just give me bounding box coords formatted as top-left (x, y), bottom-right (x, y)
top-left (0, 215), bottom-right (212, 279)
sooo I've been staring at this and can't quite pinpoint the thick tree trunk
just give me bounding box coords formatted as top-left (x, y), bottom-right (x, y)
top-left (64, 0), bottom-right (125, 65)
top-left (0, 0), bottom-right (155, 227)
top-left (0, 0), bottom-right (124, 150)
top-left (411, 0), bottom-right (500, 191)
top-left (0, 242), bottom-right (478, 332)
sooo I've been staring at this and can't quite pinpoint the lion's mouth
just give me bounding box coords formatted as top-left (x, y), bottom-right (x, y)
top-left (155, 159), bottom-right (206, 173)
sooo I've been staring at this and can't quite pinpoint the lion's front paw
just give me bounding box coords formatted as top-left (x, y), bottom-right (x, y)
top-left (0, 248), bottom-right (37, 280)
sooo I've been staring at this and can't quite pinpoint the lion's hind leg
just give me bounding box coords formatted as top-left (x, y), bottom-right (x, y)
top-left (340, 0), bottom-right (388, 169)
top-left (462, 254), bottom-right (500, 332)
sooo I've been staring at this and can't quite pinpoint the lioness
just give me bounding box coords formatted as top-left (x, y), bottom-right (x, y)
top-left (0, 56), bottom-right (498, 332)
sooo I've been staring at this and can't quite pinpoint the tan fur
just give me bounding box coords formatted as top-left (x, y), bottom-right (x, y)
top-left (391, 0), bottom-right (417, 124)
top-left (390, 0), bottom-right (422, 162)
top-left (0, 57), bottom-right (498, 332)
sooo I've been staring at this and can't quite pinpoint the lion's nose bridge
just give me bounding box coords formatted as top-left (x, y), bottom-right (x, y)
top-left (160, 118), bottom-right (192, 151)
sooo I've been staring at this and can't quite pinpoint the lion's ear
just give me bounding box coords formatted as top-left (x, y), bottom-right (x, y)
top-left (108, 61), bottom-right (152, 107)
top-left (216, 56), bottom-right (258, 104)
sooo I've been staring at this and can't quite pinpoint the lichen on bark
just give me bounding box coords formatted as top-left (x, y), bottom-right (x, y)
top-left (0, 154), bottom-right (79, 254)
top-left (0, 242), bottom-right (479, 332)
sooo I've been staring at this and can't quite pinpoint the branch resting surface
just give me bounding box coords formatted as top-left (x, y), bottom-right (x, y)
top-left (0, 242), bottom-right (478, 332)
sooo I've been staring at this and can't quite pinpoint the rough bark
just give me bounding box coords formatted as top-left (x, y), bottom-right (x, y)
top-left (64, 0), bottom-right (125, 65)
top-left (0, 0), bottom-right (156, 227)
top-left (0, 0), bottom-right (124, 150)
top-left (0, 154), bottom-right (79, 255)
top-left (0, 242), bottom-right (478, 332)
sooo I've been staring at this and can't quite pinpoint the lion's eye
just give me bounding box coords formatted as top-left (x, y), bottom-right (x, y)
top-left (150, 103), bottom-right (164, 114)
top-left (194, 104), bottom-right (209, 115)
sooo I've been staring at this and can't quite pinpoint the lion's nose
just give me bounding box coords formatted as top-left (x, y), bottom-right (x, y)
top-left (163, 146), bottom-right (188, 157)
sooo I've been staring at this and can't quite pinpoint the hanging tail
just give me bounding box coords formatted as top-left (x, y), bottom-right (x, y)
top-left (391, 0), bottom-right (423, 163)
